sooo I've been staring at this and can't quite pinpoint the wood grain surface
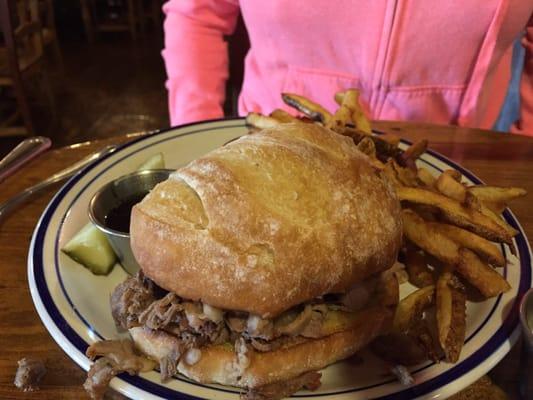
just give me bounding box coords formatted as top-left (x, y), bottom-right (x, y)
top-left (0, 121), bottom-right (531, 399)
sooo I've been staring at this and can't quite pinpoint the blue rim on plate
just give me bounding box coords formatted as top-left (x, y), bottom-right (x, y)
top-left (29, 118), bottom-right (532, 399)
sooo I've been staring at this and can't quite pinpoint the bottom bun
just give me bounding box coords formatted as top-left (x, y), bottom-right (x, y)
top-left (130, 306), bottom-right (392, 389)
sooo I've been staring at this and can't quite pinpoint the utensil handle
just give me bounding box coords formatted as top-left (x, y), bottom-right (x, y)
top-left (0, 137), bottom-right (52, 182)
top-left (0, 145), bottom-right (117, 222)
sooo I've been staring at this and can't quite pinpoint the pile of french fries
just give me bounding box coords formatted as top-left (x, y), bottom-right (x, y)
top-left (246, 89), bottom-right (527, 366)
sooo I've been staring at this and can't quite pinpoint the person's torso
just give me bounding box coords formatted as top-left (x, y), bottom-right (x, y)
top-left (237, 0), bottom-right (531, 128)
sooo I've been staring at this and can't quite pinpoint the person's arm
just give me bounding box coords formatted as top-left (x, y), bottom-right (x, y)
top-left (162, 0), bottom-right (240, 126)
top-left (512, 16), bottom-right (533, 135)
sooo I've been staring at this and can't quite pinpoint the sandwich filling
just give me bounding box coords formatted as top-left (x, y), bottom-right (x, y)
top-left (111, 271), bottom-right (390, 375)
top-left (84, 270), bottom-right (396, 399)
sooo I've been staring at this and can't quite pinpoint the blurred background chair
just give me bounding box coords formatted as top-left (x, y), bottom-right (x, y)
top-left (38, 0), bottom-right (63, 70)
top-left (80, 0), bottom-right (152, 42)
top-left (0, 0), bottom-right (56, 136)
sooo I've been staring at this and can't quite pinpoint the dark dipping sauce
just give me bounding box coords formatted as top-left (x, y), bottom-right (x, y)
top-left (105, 192), bottom-right (147, 233)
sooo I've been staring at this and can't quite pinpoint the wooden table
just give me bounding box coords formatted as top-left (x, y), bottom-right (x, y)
top-left (0, 121), bottom-right (531, 399)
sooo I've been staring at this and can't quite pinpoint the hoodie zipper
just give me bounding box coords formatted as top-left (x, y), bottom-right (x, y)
top-left (370, 0), bottom-right (399, 118)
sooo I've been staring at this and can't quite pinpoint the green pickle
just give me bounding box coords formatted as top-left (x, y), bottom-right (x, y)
top-left (62, 223), bottom-right (117, 275)
top-left (137, 153), bottom-right (165, 170)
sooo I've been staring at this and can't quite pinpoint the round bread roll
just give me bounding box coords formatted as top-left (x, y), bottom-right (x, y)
top-left (129, 306), bottom-right (391, 389)
top-left (130, 123), bottom-right (402, 317)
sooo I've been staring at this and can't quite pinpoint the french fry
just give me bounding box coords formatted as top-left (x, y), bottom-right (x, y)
top-left (357, 137), bottom-right (377, 158)
top-left (246, 113), bottom-right (281, 130)
top-left (467, 186), bottom-right (527, 204)
top-left (400, 140), bottom-right (428, 165)
top-left (353, 110), bottom-right (372, 134)
top-left (394, 268), bottom-right (409, 285)
top-left (436, 223), bottom-right (505, 268)
top-left (417, 167), bottom-right (436, 188)
top-left (355, 137), bottom-right (385, 169)
top-left (442, 169), bottom-right (462, 182)
top-left (402, 209), bottom-right (461, 265)
top-left (281, 93), bottom-right (332, 124)
top-left (435, 174), bottom-right (517, 240)
top-left (404, 249), bottom-right (435, 288)
top-left (342, 127), bottom-right (403, 162)
top-left (393, 284), bottom-right (435, 333)
top-left (436, 172), bottom-right (466, 202)
top-left (409, 316), bottom-right (442, 362)
top-left (455, 248), bottom-right (511, 298)
top-left (380, 134), bottom-right (401, 147)
top-left (333, 89), bottom-right (372, 133)
top-left (269, 109), bottom-right (302, 124)
top-left (436, 270), bottom-right (466, 363)
top-left (328, 89), bottom-right (362, 131)
top-left (382, 160), bottom-right (403, 187)
top-left (327, 104), bottom-right (352, 131)
top-left (397, 187), bottom-right (513, 244)
top-left (357, 139), bottom-right (385, 170)
top-left (464, 192), bottom-right (519, 239)
top-left (482, 201), bottom-right (506, 214)
top-left (370, 331), bottom-right (431, 366)
top-left (339, 89), bottom-right (359, 110)
top-left (334, 90), bottom-right (346, 105)
top-left (391, 160), bottom-right (418, 187)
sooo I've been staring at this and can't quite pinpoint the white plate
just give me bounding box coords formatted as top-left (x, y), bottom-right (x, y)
top-left (28, 118), bottom-right (532, 399)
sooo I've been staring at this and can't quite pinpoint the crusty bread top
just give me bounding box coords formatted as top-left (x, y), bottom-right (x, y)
top-left (130, 123), bottom-right (402, 317)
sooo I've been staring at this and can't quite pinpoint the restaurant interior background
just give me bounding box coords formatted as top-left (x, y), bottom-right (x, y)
top-left (0, 0), bottom-right (249, 158)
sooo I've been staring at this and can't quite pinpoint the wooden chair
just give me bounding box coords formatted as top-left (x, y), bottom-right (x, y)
top-left (0, 0), bottom-right (51, 136)
top-left (38, 0), bottom-right (63, 70)
top-left (80, 0), bottom-right (145, 43)
top-left (138, 0), bottom-right (164, 33)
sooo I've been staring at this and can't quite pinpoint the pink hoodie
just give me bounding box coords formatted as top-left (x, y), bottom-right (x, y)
top-left (162, 0), bottom-right (533, 135)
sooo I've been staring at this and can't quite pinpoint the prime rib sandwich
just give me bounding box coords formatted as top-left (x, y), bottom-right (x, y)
top-left (84, 123), bottom-right (403, 400)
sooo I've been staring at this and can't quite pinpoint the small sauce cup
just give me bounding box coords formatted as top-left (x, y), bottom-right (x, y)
top-left (88, 169), bottom-right (173, 275)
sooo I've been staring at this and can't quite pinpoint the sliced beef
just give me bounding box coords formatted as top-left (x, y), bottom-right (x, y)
top-left (14, 357), bottom-right (46, 392)
top-left (86, 340), bottom-right (156, 373)
top-left (138, 293), bottom-right (229, 347)
top-left (159, 349), bottom-right (181, 382)
top-left (299, 304), bottom-right (328, 338)
top-left (246, 315), bottom-right (275, 340)
top-left (241, 371), bottom-right (322, 400)
top-left (227, 313), bottom-right (247, 333)
top-left (203, 320), bottom-right (230, 344)
top-left (109, 272), bottom-right (359, 353)
top-left (249, 335), bottom-right (307, 352)
top-left (110, 272), bottom-right (156, 330)
top-left (138, 292), bottom-right (184, 330)
top-left (275, 305), bottom-right (313, 336)
top-left (183, 301), bottom-right (204, 329)
top-left (102, 274), bottom-right (368, 394)
top-left (84, 339), bottom-right (157, 400)
top-left (84, 358), bottom-right (117, 400)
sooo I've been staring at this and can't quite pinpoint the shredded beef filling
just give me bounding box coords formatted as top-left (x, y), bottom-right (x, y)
top-left (82, 271), bottom-right (388, 400)
top-left (84, 339), bottom-right (156, 400)
top-left (14, 357), bottom-right (46, 392)
top-left (110, 273), bottom-right (379, 353)
top-left (110, 271), bottom-right (156, 330)
top-left (102, 272), bottom-right (382, 398)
